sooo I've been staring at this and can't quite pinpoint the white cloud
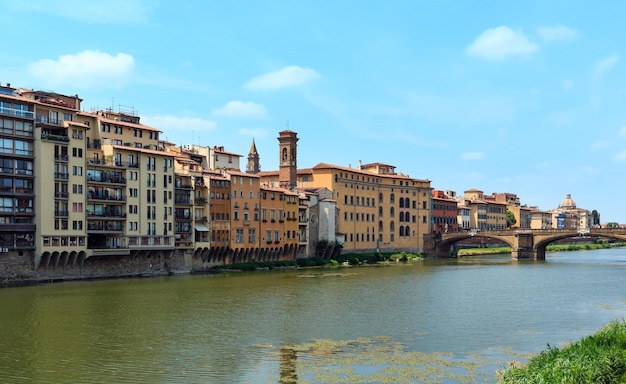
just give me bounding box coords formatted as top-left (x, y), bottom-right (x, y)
top-left (1, 0), bottom-right (152, 24)
top-left (562, 79), bottom-right (574, 90)
top-left (537, 25), bottom-right (578, 42)
top-left (466, 26), bottom-right (539, 61)
top-left (238, 128), bottom-right (269, 137)
top-left (592, 141), bottom-right (611, 149)
top-left (244, 65), bottom-right (320, 91)
top-left (212, 101), bottom-right (269, 119)
top-left (142, 115), bottom-right (217, 133)
top-left (593, 54), bottom-right (619, 80)
top-left (29, 50), bottom-right (134, 89)
top-left (615, 149), bottom-right (626, 162)
top-left (460, 151), bottom-right (486, 161)
top-left (591, 54), bottom-right (619, 108)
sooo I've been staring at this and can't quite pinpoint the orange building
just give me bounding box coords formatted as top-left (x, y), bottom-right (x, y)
top-left (431, 190), bottom-right (459, 233)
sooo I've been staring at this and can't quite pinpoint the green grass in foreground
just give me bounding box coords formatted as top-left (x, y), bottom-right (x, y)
top-left (458, 242), bottom-right (626, 256)
top-left (498, 319), bottom-right (626, 384)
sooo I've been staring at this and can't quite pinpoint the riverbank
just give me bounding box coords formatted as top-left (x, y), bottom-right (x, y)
top-left (498, 319), bottom-right (626, 383)
top-left (458, 242), bottom-right (626, 256)
top-left (208, 252), bottom-right (423, 272)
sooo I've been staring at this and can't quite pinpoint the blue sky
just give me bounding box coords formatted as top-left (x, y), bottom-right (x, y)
top-left (1, 0), bottom-right (625, 222)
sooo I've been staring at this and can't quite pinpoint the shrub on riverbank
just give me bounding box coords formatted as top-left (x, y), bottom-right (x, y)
top-left (498, 319), bottom-right (626, 384)
top-left (458, 242), bottom-right (626, 256)
top-left (334, 252), bottom-right (422, 265)
top-left (210, 257), bottom-right (332, 271)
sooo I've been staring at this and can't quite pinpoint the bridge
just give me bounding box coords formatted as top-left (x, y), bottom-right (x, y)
top-left (422, 228), bottom-right (626, 260)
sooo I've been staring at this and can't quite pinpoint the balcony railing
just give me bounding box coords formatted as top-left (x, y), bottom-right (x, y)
top-left (41, 134), bottom-right (70, 143)
top-left (0, 107), bottom-right (34, 119)
top-left (54, 172), bottom-right (69, 180)
top-left (87, 175), bottom-right (126, 184)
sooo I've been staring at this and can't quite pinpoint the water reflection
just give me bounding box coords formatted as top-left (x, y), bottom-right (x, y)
top-left (1, 249), bottom-right (626, 383)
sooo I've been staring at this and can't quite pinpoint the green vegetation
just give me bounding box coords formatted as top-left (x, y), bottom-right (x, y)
top-left (546, 242), bottom-right (626, 252)
top-left (498, 319), bottom-right (626, 384)
top-left (333, 251), bottom-right (422, 265)
top-left (458, 247), bottom-right (512, 256)
top-left (458, 242), bottom-right (626, 256)
top-left (506, 210), bottom-right (517, 228)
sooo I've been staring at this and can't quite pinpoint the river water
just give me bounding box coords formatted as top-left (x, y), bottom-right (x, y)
top-left (1, 248), bottom-right (626, 383)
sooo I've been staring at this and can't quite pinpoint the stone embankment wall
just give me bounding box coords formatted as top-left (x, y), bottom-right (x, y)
top-left (1, 250), bottom-right (189, 287)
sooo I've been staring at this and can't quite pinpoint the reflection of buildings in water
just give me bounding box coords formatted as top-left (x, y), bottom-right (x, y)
top-left (279, 347), bottom-right (297, 383)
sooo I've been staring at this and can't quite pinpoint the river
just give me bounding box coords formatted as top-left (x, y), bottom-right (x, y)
top-left (1, 248), bottom-right (625, 383)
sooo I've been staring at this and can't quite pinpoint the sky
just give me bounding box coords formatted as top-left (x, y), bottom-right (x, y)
top-left (1, 0), bottom-right (625, 222)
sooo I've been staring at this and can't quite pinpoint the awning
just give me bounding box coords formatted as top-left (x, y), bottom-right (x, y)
top-left (195, 223), bottom-right (209, 232)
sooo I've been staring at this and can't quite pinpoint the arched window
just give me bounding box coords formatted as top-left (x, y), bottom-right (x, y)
top-left (405, 198), bottom-right (410, 207)
top-left (390, 221), bottom-right (395, 232)
top-left (379, 206), bottom-right (383, 217)
top-left (399, 198), bottom-right (404, 208)
top-left (379, 220), bottom-right (383, 231)
top-left (390, 207), bottom-right (395, 217)
top-left (399, 212), bottom-right (404, 222)
top-left (399, 226), bottom-right (405, 236)
top-left (390, 193), bottom-right (395, 204)
top-left (405, 226), bottom-right (410, 237)
top-left (379, 192), bottom-right (383, 203)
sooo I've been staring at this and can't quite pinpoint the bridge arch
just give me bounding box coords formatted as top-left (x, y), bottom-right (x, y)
top-left (431, 232), bottom-right (515, 257)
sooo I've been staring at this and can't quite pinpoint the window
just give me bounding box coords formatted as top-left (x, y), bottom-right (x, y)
top-left (72, 166), bottom-right (83, 176)
top-left (248, 228), bottom-right (256, 243)
top-left (274, 230), bottom-right (279, 242)
top-left (236, 228), bottom-right (244, 243)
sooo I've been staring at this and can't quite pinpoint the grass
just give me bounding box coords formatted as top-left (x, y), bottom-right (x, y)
top-left (458, 242), bottom-right (626, 256)
top-left (498, 319), bottom-right (626, 384)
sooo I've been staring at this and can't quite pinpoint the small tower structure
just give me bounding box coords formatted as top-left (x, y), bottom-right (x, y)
top-left (246, 138), bottom-right (260, 174)
top-left (278, 130), bottom-right (298, 190)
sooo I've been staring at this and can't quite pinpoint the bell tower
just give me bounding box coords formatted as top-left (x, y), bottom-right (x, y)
top-left (278, 130), bottom-right (298, 190)
top-left (246, 138), bottom-right (260, 174)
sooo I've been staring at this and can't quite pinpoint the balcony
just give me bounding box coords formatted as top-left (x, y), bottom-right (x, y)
top-left (87, 212), bottom-right (126, 219)
top-left (87, 221), bottom-right (124, 232)
top-left (55, 191), bottom-right (69, 199)
top-left (87, 192), bottom-right (126, 202)
top-left (54, 210), bottom-right (69, 217)
top-left (41, 133), bottom-right (70, 143)
top-left (0, 106), bottom-right (34, 119)
top-left (54, 172), bottom-right (69, 180)
top-left (87, 175), bottom-right (126, 185)
top-left (243, 219), bottom-right (250, 226)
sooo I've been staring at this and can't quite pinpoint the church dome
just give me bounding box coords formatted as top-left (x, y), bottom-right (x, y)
top-left (560, 193), bottom-right (576, 209)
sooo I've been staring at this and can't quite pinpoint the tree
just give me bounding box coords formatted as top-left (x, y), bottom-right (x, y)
top-left (592, 210), bottom-right (600, 225)
top-left (506, 210), bottom-right (517, 228)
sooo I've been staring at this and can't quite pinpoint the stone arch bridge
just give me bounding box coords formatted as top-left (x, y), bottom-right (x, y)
top-left (423, 228), bottom-right (626, 260)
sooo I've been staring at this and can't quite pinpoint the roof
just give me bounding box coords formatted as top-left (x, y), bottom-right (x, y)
top-left (224, 169), bottom-right (260, 178)
top-left (111, 144), bottom-right (179, 157)
top-left (214, 148), bottom-right (242, 157)
top-left (96, 115), bottom-right (162, 133)
top-left (312, 162), bottom-right (429, 182)
top-left (66, 121), bottom-right (91, 129)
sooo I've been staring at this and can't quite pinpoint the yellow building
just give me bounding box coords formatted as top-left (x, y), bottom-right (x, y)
top-left (226, 170), bottom-right (260, 263)
top-left (258, 130), bottom-right (432, 253)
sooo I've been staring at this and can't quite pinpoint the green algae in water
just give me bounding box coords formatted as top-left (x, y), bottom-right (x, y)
top-left (259, 336), bottom-right (513, 383)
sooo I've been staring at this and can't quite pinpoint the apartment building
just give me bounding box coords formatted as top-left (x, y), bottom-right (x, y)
top-left (432, 189), bottom-right (459, 233)
top-left (226, 170), bottom-right (260, 263)
top-left (0, 85), bottom-right (36, 264)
